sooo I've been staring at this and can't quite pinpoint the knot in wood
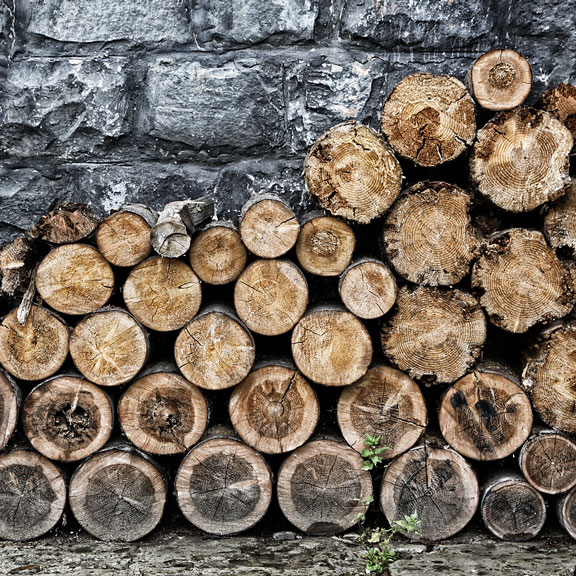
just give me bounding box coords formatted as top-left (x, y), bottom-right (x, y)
top-left (488, 62), bottom-right (517, 89)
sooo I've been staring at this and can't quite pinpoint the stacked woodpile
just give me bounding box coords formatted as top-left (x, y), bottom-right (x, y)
top-left (1, 49), bottom-right (576, 544)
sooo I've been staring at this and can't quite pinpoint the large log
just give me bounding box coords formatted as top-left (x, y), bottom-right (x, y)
top-left (0, 370), bottom-right (21, 451)
top-left (538, 83), bottom-right (576, 149)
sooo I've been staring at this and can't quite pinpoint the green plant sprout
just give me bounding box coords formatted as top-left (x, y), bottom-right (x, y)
top-left (360, 434), bottom-right (387, 470)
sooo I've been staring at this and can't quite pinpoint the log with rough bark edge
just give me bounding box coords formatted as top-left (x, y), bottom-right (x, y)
top-left (558, 485), bottom-right (576, 540)
top-left (380, 443), bottom-right (479, 541)
top-left (239, 195), bottom-right (300, 259)
top-left (469, 49), bottom-right (532, 111)
top-left (0, 236), bottom-right (43, 296)
top-left (519, 429), bottom-right (576, 495)
top-left (123, 256), bottom-right (202, 332)
top-left (291, 305), bottom-right (372, 386)
top-left (28, 202), bottom-right (100, 244)
top-left (469, 107), bottom-right (573, 212)
top-left (381, 73), bottom-right (476, 167)
top-left (295, 212), bottom-right (355, 277)
top-left (471, 228), bottom-right (573, 333)
top-left (229, 363), bottom-right (319, 454)
top-left (0, 305), bottom-right (69, 381)
top-left (35, 244), bottom-right (114, 316)
top-left (0, 448), bottom-right (67, 541)
top-left (381, 286), bottom-right (486, 385)
top-left (304, 121), bottom-right (402, 224)
top-left (544, 179), bottom-right (576, 253)
top-left (337, 365), bottom-right (427, 459)
top-left (480, 471), bottom-right (546, 541)
top-left (438, 368), bottom-right (533, 461)
top-left (175, 434), bottom-right (273, 535)
top-left (189, 221), bottom-right (247, 285)
top-left (69, 445), bottom-right (167, 541)
top-left (118, 370), bottom-right (208, 455)
top-left (22, 375), bottom-right (114, 462)
top-left (276, 439), bottom-right (372, 535)
top-left (382, 181), bottom-right (480, 286)
top-left (69, 308), bottom-right (149, 387)
top-left (234, 259), bottom-right (308, 337)
top-left (0, 370), bottom-right (20, 450)
top-left (538, 83), bottom-right (576, 147)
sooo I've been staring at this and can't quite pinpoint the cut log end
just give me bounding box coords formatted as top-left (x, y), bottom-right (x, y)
top-left (0, 371), bottom-right (20, 451)
top-left (28, 203), bottom-right (100, 244)
top-left (538, 83), bottom-right (576, 145)
top-left (558, 485), bottom-right (576, 540)
top-left (544, 179), bottom-right (576, 253)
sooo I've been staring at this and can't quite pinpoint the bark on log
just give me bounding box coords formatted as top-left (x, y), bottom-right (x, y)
top-left (382, 181), bottom-right (480, 286)
top-left (277, 439), bottom-right (372, 535)
top-left (35, 244), bottom-right (115, 316)
top-left (229, 363), bottom-right (319, 454)
top-left (471, 229), bottom-right (573, 333)
top-left (381, 73), bottom-right (476, 167)
top-left (175, 434), bottom-right (273, 535)
top-left (0, 370), bottom-right (20, 451)
top-left (123, 256), bottom-right (202, 332)
top-left (558, 484), bottom-right (576, 539)
top-left (0, 236), bottom-right (43, 297)
top-left (0, 305), bottom-right (69, 381)
top-left (538, 83), bottom-right (576, 148)
top-left (337, 365), bottom-right (427, 459)
top-left (22, 375), bottom-right (114, 462)
top-left (291, 305), bottom-right (372, 386)
top-left (381, 286), bottom-right (486, 385)
top-left (469, 107), bottom-right (573, 212)
top-left (28, 202), bottom-right (100, 244)
top-left (304, 121), bottom-right (402, 223)
top-left (379, 443), bottom-right (479, 541)
top-left (544, 179), bottom-right (576, 253)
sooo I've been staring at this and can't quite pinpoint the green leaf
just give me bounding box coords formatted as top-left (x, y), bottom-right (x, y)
top-left (362, 460), bottom-right (374, 471)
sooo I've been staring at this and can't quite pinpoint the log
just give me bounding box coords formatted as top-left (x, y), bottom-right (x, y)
top-left (558, 484), bottom-right (576, 539)
top-left (337, 365), bottom-right (427, 459)
top-left (538, 83), bottom-right (576, 148)
top-left (0, 370), bottom-right (21, 451)
top-left (68, 444), bottom-right (167, 541)
top-left (118, 369), bottom-right (208, 455)
top-left (291, 305), bottom-right (372, 386)
top-left (304, 121), bottom-right (402, 223)
top-left (28, 202), bottom-right (100, 244)
top-left (382, 181), bottom-right (480, 286)
top-left (380, 73), bottom-right (476, 167)
top-left (544, 179), bottom-right (576, 253)
top-left (189, 221), bottom-right (247, 285)
top-left (239, 195), bottom-right (300, 259)
top-left (228, 363), bottom-right (319, 454)
top-left (519, 429), bottom-right (576, 495)
top-left (438, 368), bottom-right (533, 461)
top-left (480, 471), bottom-right (546, 541)
top-left (234, 259), bottom-right (308, 336)
top-left (0, 305), bottom-right (69, 381)
top-left (276, 439), bottom-right (373, 535)
top-left (175, 433), bottom-right (273, 535)
top-left (471, 229), bottom-right (573, 333)
top-left (35, 244), bottom-right (115, 316)
top-left (0, 448), bottom-right (67, 541)
top-left (123, 256), bottom-right (202, 332)
top-left (0, 236), bottom-right (43, 296)
top-left (379, 443), bottom-right (479, 541)
top-left (22, 375), bottom-right (114, 462)
top-left (381, 286), bottom-right (486, 385)
top-left (469, 107), bottom-right (573, 212)
top-left (295, 212), bottom-right (355, 277)
top-left (469, 49), bottom-right (532, 111)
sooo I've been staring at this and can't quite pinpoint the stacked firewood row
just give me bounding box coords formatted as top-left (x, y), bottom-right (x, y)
top-left (1, 49), bottom-right (576, 544)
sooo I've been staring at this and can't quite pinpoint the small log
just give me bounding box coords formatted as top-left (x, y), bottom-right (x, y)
top-left (0, 236), bottom-right (43, 296)
top-left (22, 375), bottom-right (114, 462)
top-left (379, 443), bottom-right (479, 541)
top-left (123, 256), bottom-right (202, 332)
top-left (175, 433), bottom-right (273, 535)
top-left (229, 363), bottom-right (319, 454)
top-left (381, 286), bottom-right (486, 385)
top-left (69, 445), bottom-right (167, 541)
top-left (35, 244), bottom-right (115, 316)
top-left (118, 370), bottom-right (208, 455)
top-left (538, 83), bottom-right (576, 148)
top-left (519, 429), bottom-right (576, 495)
top-left (234, 259), bottom-right (308, 336)
top-left (0, 448), bottom-right (67, 541)
top-left (189, 221), bottom-right (247, 285)
top-left (28, 202), bottom-right (100, 244)
top-left (304, 121), bottom-right (402, 224)
top-left (469, 49), bottom-right (532, 111)
top-left (69, 307), bottom-right (149, 387)
top-left (0, 370), bottom-right (21, 450)
top-left (469, 107), bottom-right (573, 212)
top-left (558, 485), bottom-right (576, 539)
top-left (337, 365), bottom-right (427, 459)
top-left (382, 181), bottom-right (480, 286)
top-left (544, 179), bottom-right (576, 253)
top-left (291, 305), bottom-right (372, 387)
top-left (338, 258), bottom-right (397, 319)
top-left (471, 229), bottom-right (573, 333)
top-left (381, 73), bottom-right (476, 167)
top-left (295, 212), bottom-right (355, 277)
top-left (239, 195), bottom-right (300, 259)
top-left (481, 471), bottom-right (546, 541)
top-left (277, 439), bottom-right (373, 535)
